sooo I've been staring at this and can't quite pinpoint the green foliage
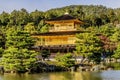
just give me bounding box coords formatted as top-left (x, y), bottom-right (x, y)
top-left (0, 47), bottom-right (3, 57)
top-left (99, 25), bottom-right (118, 58)
top-left (113, 45), bottom-right (120, 59)
top-left (24, 22), bottom-right (36, 34)
top-left (0, 32), bottom-right (5, 48)
top-left (30, 10), bottom-right (44, 25)
top-left (37, 20), bottom-right (46, 31)
top-left (40, 24), bottom-right (49, 33)
top-left (107, 63), bottom-right (120, 70)
top-left (76, 29), bottom-right (102, 63)
top-left (110, 28), bottom-right (120, 42)
top-left (9, 9), bottom-right (30, 26)
top-left (0, 11), bottom-right (9, 26)
top-left (5, 28), bottom-right (35, 49)
top-left (94, 17), bottom-right (102, 27)
top-left (0, 32), bottom-right (5, 57)
top-left (99, 24), bottom-right (115, 37)
top-left (2, 47), bottom-right (37, 72)
top-left (1, 29), bottom-right (37, 72)
top-left (55, 53), bottom-right (75, 67)
top-left (41, 50), bottom-right (50, 60)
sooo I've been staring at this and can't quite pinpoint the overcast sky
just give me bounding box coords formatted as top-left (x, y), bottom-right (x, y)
top-left (0, 0), bottom-right (120, 13)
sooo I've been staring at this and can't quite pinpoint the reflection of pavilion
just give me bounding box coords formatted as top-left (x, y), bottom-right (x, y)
top-left (49, 72), bottom-right (84, 80)
top-left (49, 72), bottom-right (102, 80)
top-left (32, 13), bottom-right (83, 53)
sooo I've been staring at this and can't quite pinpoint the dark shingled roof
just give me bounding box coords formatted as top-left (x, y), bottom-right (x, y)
top-left (47, 14), bottom-right (76, 21)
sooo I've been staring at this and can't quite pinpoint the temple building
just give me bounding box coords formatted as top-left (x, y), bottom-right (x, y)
top-left (32, 13), bottom-right (83, 53)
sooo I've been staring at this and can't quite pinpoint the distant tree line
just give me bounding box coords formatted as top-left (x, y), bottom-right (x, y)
top-left (0, 5), bottom-right (120, 33)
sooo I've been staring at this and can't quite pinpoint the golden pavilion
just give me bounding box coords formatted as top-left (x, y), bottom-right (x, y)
top-left (32, 13), bottom-right (83, 53)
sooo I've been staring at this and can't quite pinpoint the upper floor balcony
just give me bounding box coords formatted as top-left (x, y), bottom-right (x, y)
top-left (49, 23), bottom-right (80, 32)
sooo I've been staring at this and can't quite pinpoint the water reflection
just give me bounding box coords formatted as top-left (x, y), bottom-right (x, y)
top-left (49, 72), bottom-right (102, 80)
top-left (0, 71), bottom-right (120, 80)
top-left (101, 70), bottom-right (120, 80)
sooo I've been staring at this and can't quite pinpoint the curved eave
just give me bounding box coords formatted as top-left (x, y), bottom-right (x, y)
top-left (45, 19), bottom-right (83, 24)
top-left (31, 30), bottom-right (84, 36)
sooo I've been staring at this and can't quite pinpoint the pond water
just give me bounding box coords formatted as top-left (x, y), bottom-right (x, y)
top-left (0, 70), bottom-right (120, 80)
